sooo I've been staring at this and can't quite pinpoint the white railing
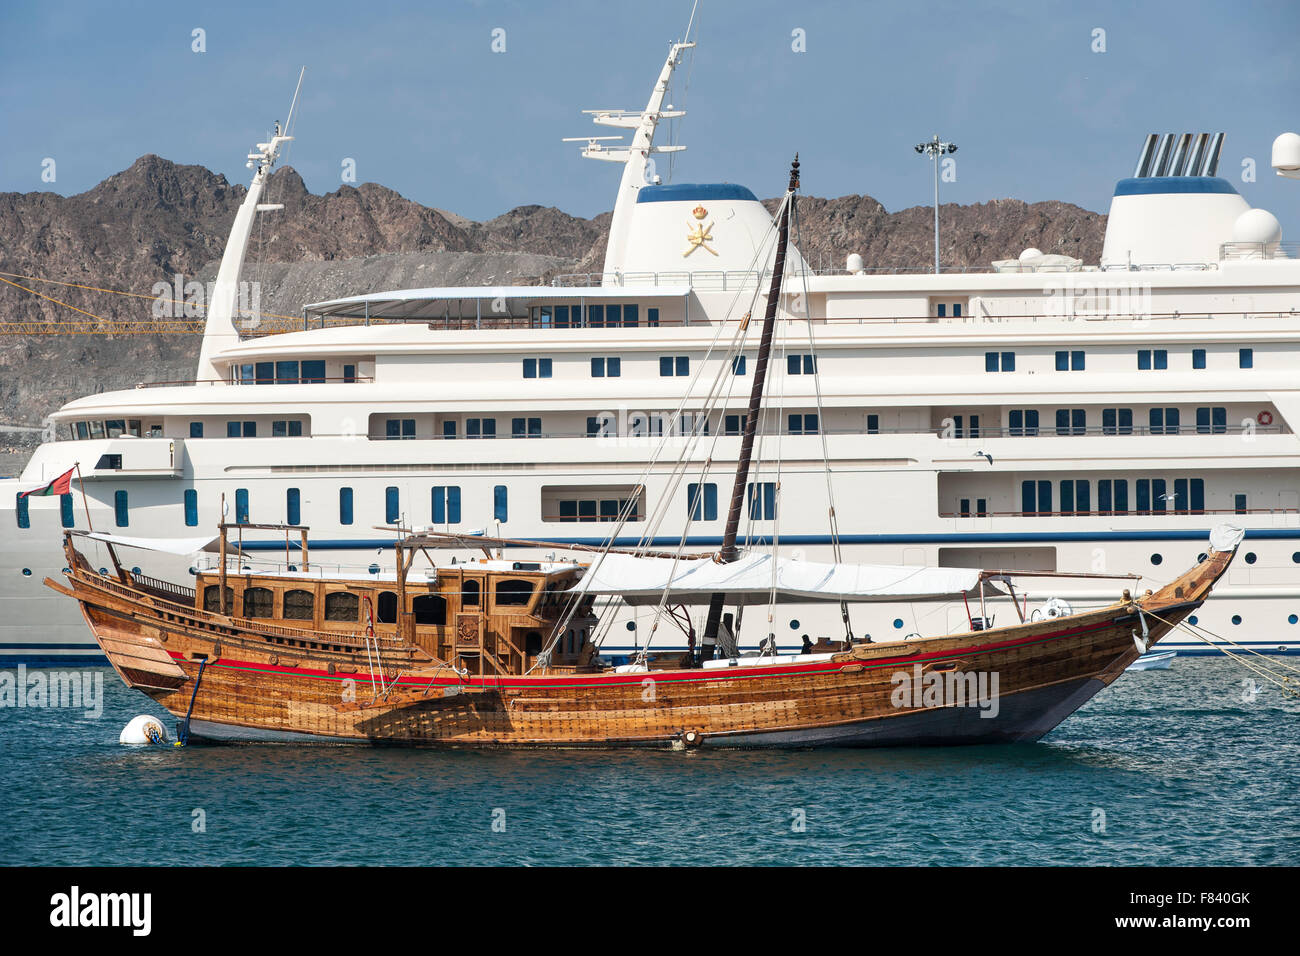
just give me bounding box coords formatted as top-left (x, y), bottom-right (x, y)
top-left (1219, 241), bottom-right (1300, 261)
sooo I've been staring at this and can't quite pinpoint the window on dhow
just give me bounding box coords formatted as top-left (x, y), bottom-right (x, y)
top-left (283, 589), bottom-right (314, 620)
top-left (324, 592), bottom-right (359, 622)
top-left (242, 587), bottom-right (274, 618)
top-left (203, 586), bottom-right (233, 612)
top-left (495, 579), bottom-right (534, 606)
top-left (412, 595), bottom-right (446, 626)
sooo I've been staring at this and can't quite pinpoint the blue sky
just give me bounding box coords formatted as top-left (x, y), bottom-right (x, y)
top-left (2, 0), bottom-right (1297, 233)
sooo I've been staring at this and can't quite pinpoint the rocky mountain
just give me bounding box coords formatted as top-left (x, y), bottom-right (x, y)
top-left (773, 194), bottom-right (1105, 273)
top-left (0, 156), bottom-right (1106, 475)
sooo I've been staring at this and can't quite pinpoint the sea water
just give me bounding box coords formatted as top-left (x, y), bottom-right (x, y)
top-left (2, 658), bottom-right (1296, 866)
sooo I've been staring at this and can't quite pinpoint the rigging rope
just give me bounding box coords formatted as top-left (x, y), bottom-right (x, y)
top-left (789, 196), bottom-right (854, 641)
top-left (758, 275), bottom-right (790, 650)
top-left (536, 194), bottom-right (795, 670)
top-left (628, 196), bottom-right (795, 662)
top-left (1139, 607), bottom-right (1300, 698)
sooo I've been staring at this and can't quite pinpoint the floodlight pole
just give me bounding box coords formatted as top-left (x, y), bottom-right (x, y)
top-left (915, 134), bottom-right (957, 274)
top-left (932, 147), bottom-right (941, 274)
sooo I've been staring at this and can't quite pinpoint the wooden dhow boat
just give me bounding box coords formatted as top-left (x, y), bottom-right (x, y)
top-left (49, 522), bottom-right (1240, 747)
top-left (47, 159), bottom-right (1244, 748)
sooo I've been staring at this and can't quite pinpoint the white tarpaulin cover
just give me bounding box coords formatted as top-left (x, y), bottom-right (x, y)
top-left (80, 532), bottom-right (219, 555)
top-left (1209, 524), bottom-right (1245, 553)
top-left (572, 551), bottom-right (983, 606)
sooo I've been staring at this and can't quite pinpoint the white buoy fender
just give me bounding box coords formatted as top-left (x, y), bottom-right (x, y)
top-left (120, 714), bottom-right (169, 746)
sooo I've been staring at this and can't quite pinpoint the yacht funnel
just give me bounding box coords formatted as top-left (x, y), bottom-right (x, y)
top-left (1102, 133), bottom-right (1250, 267)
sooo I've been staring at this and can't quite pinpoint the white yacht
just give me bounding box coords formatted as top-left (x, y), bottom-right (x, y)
top-left (5, 37), bottom-right (1300, 664)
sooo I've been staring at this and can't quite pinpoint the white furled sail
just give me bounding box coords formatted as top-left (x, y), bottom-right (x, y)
top-left (572, 551), bottom-right (982, 606)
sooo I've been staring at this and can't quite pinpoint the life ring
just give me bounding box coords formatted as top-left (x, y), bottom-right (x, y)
top-left (1257, 411), bottom-right (1273, 426)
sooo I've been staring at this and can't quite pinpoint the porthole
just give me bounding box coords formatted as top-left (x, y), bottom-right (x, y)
top-left (99, 567), bottom-right (108, 576)
top-left (188, 567), bottom-right (197, 576)
top-left (1231, 614), bottom-right (1242, 626)
top-left (288, 565), bottom-right (298, 572)
top-left (1197, 553), bottom-right (1207, 562)
top-left (1150, 553), bottom-right (1163, 566)
top-left (21, 568), bottom-right (32, 576)
top-left (1188, 615), bottom-right (1199, 626)
top-left (789, 619), bottom-right (800, 630)
top-left (62, 567), bottom-right (71, 574)
top-left (368, 563), bottom-right (381, 575)
top-left (1289, 614), bottom-right (1298, 625)
top-left (1244, 552), bottom-right (1257, 565)
top-left (625, 621), bottom-right (636, 632)
top-left (131, 566), bottom-right (141, 575)
top-left (1293, 552), bottom-right (1300, 564)
top-left (893, 618), bottom-right (904, 629)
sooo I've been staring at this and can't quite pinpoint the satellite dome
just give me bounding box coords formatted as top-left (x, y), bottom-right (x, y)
top-left (846, 253), bottom-right (865, 274)
top-left (1232, 208), bottom-right (1282, 244)
top-left (1272, 132), bottom-right (1300, 172)
top-left (1019, 247), bottom-right (1043, 261)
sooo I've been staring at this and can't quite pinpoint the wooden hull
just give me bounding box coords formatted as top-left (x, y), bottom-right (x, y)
top-left (172, 674), bottom-right (1113, 748)
top-left (51, 549), bottom-right (1234, 749)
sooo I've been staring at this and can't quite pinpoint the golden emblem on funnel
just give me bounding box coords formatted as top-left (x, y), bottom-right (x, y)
top-left (684, 204), bottom-right (717, 257)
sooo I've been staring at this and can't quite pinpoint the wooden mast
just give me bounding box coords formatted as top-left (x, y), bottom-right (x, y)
top-left (700, 156), bottom-right (799, 655)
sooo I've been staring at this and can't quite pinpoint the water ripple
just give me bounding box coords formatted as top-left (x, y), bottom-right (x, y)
top-left (1, 659), bottom-right (1296, 865)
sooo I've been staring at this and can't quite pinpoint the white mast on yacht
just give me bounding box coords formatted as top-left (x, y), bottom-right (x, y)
top-left (194, 70), bottom-right (303, 382)
top-left (567, 34), bottom-right (694, 279)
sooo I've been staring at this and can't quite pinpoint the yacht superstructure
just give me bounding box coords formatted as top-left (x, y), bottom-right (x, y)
top-left (5, 39), bottom-right (1300, 663)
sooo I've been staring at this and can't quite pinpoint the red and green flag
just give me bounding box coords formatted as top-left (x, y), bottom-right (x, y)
top-left (19, 465), bottom-right (76, 498)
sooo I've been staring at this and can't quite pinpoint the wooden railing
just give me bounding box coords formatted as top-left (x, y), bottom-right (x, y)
top-left (83, 571), bottom-right (417, 658)
top-left (130, 572), bottom-right (195, 604)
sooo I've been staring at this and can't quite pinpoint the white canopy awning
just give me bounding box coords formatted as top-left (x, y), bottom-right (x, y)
top-left (303, 285), bottom-right (692, 322)
top-left (79, 531), bottom-right (219, 556)
top-left (571, 551), bottom-right (982, 606)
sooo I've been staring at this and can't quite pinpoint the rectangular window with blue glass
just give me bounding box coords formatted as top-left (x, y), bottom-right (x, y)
top-left (687, 483), bottom-right (717, 521)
